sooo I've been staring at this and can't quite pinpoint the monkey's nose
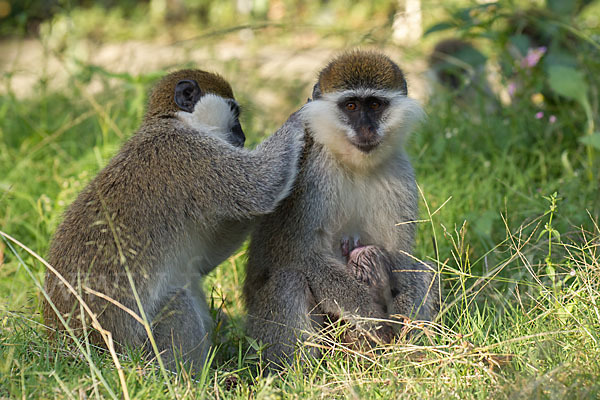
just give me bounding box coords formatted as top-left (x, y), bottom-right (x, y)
top-left (352, 126), bottom-right (380, 152)
top-left (357, 126), bottom-right (378, 142)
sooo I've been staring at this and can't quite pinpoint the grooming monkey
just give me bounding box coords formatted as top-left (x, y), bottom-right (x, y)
top-left (43, 69), bottom-right (304, 369)
top-left (243, 51), bottom-right (439, 367)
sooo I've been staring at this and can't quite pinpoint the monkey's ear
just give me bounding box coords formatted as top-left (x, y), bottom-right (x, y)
top-left (311, 83), bottom-right (322, 100)
top-left (174, 80), bottom-right (202, 113)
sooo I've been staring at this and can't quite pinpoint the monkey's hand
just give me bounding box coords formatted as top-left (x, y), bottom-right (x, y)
top-left (284, 100), bottom-right (311, 124)
top-left (258, 106), bottom-right (306, 161)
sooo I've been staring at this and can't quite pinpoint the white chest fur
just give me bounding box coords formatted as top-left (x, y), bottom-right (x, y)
top-left (327, 164), bottom-right (411, 255)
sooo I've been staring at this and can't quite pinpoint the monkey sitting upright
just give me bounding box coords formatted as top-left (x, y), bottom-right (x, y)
top-left (43, 69), bottom-right (304, 370)
top-left (243, 51), bottom-right (440, 368)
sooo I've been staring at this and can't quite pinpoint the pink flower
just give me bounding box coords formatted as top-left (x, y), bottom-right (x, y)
top-left (522, 46), bottom-right (547, 68)
top-left (507, 81), bottom-right (517, 97)
top-left (535, 111), bottom-right (544, 119)
top-left (549, 115), bottom-right (557, 124)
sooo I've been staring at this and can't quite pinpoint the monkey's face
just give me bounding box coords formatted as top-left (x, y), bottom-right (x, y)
top-left (302, 88), bottom-right (423, 170)
top-left (174, 79), bottom-right (246, 147)
top-left (335, 91), bottom-right (390, 153)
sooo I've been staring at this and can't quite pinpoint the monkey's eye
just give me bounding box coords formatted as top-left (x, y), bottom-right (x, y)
top-left (345, 102), bottom-right (357, 111)
top-left (369, 100), bottom-right (381, 110)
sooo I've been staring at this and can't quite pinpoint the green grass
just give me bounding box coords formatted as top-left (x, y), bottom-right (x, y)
top-left (1, 2), bottom-right (600, 398)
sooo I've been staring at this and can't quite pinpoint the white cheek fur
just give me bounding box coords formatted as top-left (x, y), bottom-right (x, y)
top-left (302, 100), bottom-right (351, 150)
top-left (382, 96), bottom-right (426, 140)
top-left (176, 94), bottom-right (236, 141)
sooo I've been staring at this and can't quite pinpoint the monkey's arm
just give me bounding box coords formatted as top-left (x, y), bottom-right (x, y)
top-left (150, 112), bottom-right (304, 220)
top-left (204, 112), bottom-right (304, 219)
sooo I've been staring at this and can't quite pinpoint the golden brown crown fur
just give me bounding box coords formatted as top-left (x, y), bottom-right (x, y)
top-left (317, 50), bottom-right (407, 94)
top-left (145, 69), bottom-right (235, 120)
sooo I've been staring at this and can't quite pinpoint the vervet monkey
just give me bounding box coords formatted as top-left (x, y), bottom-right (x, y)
top-left (43, 69), bottom-right (304, 370)
top-left (243, 51), bottom-right (439, 368)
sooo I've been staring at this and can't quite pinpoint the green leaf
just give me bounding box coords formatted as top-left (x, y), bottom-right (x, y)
top-left (578, 133), bottom-right (600, 150)
top-left (454, 7), bottom-right (474, 23)
top-left (543, 49), bottom-right (578, 69)
top-left (424, 22), bottom-right (454, 36)
top-left (546, 0), bottom-right (577, 15)
top-left (455, 46), bottom-right (487, 68)
top-left (508, 34), bottom-right (530, 57)
top-left (547, 65), bottom-right (588, 103)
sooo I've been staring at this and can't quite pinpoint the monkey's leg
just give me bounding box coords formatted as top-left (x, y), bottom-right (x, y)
top-left (149, 288), bottom-right (213, 372)
top-left (245, 269), bottom-right (320, 370)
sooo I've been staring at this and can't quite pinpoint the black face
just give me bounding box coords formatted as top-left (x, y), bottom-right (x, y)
top-left (175, 80), bottom-right (245, 148)
top-left (227, 99), bottom-right (245, 148)
top-left (338, 96), bottom-right (389, 153)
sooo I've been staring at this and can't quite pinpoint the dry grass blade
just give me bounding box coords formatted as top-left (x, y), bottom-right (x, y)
top-left (82, 285), bottom-right (145, 325)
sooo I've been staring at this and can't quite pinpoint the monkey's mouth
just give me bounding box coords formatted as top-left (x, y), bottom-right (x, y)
top-left (350, 139), bottom-right (381, 153)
